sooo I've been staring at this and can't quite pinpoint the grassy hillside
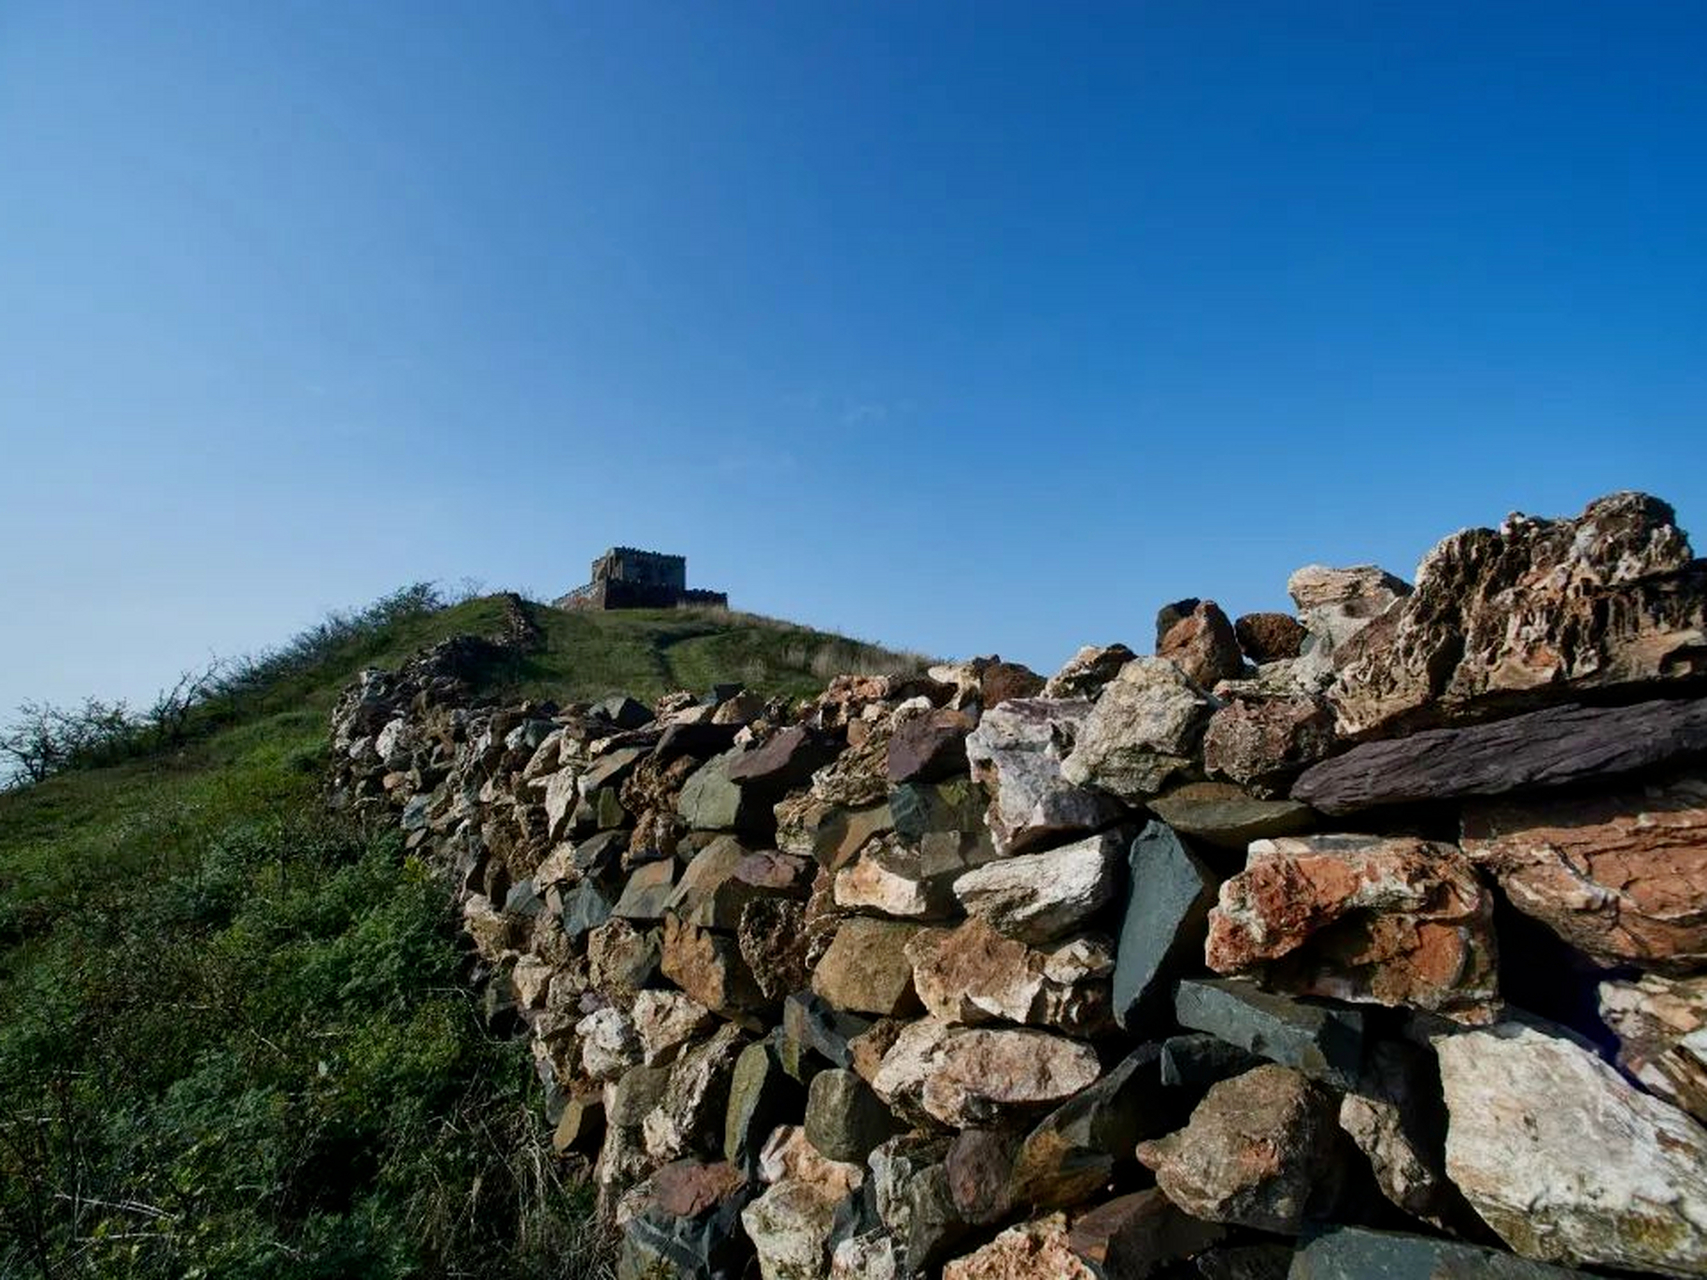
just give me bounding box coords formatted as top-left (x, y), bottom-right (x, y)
top-left (0, 592), bottom-right (923, 1278)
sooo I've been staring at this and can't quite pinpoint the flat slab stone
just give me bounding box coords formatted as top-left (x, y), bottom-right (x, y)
top-left (1147, 781), bottom-right (1315, 850)
top-left (1289, 1224), bottom-right (1593, 1278)
top-left (1175, 979), bottom-right (1364, 1090)
top-left (1112, 820), bottom-right (1218, 1033)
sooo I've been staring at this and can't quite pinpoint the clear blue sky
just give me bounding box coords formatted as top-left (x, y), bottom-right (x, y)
top-left (3, 2), bottom-right (1705, 713)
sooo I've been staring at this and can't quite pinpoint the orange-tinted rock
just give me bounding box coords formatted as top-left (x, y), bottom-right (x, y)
top-left (942, 1213), bottom-right (1097, 1280)
top-left (1205, 835), bottom-right (1497, 1020)
top-left (1158, 599), bottom-right (1246, 689)
top-left (661, 912), bottom-right (768, 1021)
top-left (1462, 778), bottom-right (1707, 970)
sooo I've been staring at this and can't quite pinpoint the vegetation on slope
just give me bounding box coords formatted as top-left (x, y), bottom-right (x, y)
top-left (0, 589), bottom-right (922, 1278)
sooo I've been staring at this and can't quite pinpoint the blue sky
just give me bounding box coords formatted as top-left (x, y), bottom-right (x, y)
top-left (3, 2), bottom-right (1705, 713)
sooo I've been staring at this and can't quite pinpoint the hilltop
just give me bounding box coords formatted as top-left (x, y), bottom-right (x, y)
top-left (0, 588), bottom-right (923, 1278)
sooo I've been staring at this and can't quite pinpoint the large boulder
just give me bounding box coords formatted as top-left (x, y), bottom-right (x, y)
top-left (953, 829), bottom-right (1126, 943)
top-left (1204, 834), bottom-right (1498, 1019)
top-left (1434, 1020), bottom-right (1707, 1275)
top-left (1462, 778), bottom-right (1707, 970)
top-left (1061, 658), bottom-right (1218, 802)
top-left (1328, 492), bottom-right (1707, 737)
top-left (965, 697), bottom-right (1124, 855)
top-left (1135, 1064), bottom-right (1341, 1234)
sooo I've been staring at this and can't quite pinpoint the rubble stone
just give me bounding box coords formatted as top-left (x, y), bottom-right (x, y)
top-left (1113, 820), bottom-right (1217, 1032)
top-left (1234, 612), bottom-right (1306, 664)
top-left (953, 829), bottom-right (1125, 943)
top-left (1061, 657), bottom-right (1217, 802)
top-left (906, 917), bottom-right (1113, 1034)
top-left (810, 918), bottom-right (924, 1017)
top-left (1158, 599), bottom-right (1246, 689)
top-left (1174, 979), bottom-right (1364, 1089)
top-left (1599, 972), bottom-right (1707, 1124)
top-left (941, 1213), bottom-right (1096, 1280)
top-left (965, 696), bottom-right (1124, 855)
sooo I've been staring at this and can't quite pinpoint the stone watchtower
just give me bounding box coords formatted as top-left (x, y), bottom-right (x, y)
top-left (555, 547), bottom-right (729, 611)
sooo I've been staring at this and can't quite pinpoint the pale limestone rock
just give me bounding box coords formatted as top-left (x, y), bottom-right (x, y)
top-left (631, 989), bottom-right (717, 1067)
top-left (964, 697), bottom-right (1123, 855)
top-left (941, 1213), bottom-right (1096, 1280)
top-left (578, 1006), bottom-right (642, 1082)
top-left (905, 918), bottom-right (1112, 1034)
top-left (1061, 657), bottom-right (1217, 802)
top-left (952, 830), bottom-right (1124, 943)
top-left (1600, 972), bottom-right (1707, 1124)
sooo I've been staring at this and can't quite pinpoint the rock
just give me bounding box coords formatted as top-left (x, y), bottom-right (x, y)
top-left (965, 697), bottom-right (1125, 855)
top-left (953, 829), bottom-right (1125, 943)
top-left (669, 839), bottom-right (813, 931)
top-left (1336, 1041), bottom-right (1455, 1227)
top-left (805, 1069), bottom-right (900, 1162)
top-left (633, 990), bottom-right (718, 1067)
top-left (1204, 834), bottom-right (1499, 1019)
top-left (1112, 820), bottom-right (1218, 1033)
top-left (614, 860), bottom-right (677, 921)
top-left (561, 880), bottom-right (618, 939)
top-left (1062, 657), bottom-right (1218, 802)
top-left (833, 832), bottom-right (995, 921)
top-left (679, 749), bottom-right (767, 833)
top-left (869, 1135), bottom-right (968, 1268)
top-left (1147, 782), bottom-right (1315, 851)
top-left (1599, 972), bottom-right (1707, 1124)
top-left (580, 1006), bottom-right (643, 1082)
top-left (661, 913), bottom-right (768, 1021)
top-left (1462, 777), bottom-right (1707, 970)
top-left (1191, 1243), bottom-right (1294, 1279)
top-left (739, 898), bottom-right (811, 1003)
top-left (724, 1038), bottom-right (803, 1176)
top-left (756, 1123), bottom-right (865, 1194)
top-left (1136, 1064), bottom-right (1341, 1234)
top-left (889, 778), bottom-right (987, 845)
top-left (775, 796), bottom-right (896, 872)
top-left (1293, 695), bottom-right (1707, 815)
top-left (1044, 643), bottom-right (1140, 699)
top-left (1434, 1019), bottom-right (1707, 1275)
top-left (1203, 695), bottom-right (1337, 798)
top-left (643, 1023), bottom-right (748, 1163)
top-left (543, 768), bottom-right (581, 841)
top-left (1234, 613), bottom-right (1306, 665)
top-left (942, 1213), bottom-right (1097, 1280)
top-left (887, 709), bottom-right (974, 784)
top-left (945, 1128), bottom-right (1022, 1225)
top-left (1286, 563), bottom-right (1411, 686)
top-left (916, 1026), bottom-right (1103, 1128)
top-left (726, 726), bottom-right (842, 792)
top-left (1158, 600), bottom-right (1246, 689)
top-left (782, 993), bottom-right (873, 1074)
top-left (741, 1175), bottom-right (861, 1280)
top-left (905, 917), bottom-right (1113, 1034)
top-left (609, 1063), bottom-right (675, 1128)
top-left (1328, 492), bottom-right (1707, 737)
top-left (595, 694), bottom-right (654, 730)
top-left (620, 1174), bottom-right (752, 1280)
top-left (552, 1090), bottom-right (606, 1154)
top-left (811, 918), bottom-right (924, 1017)
top-left (1067, 1188), bottom-right (1228, 1279)
top-left (588, 918), bottom-right (662, 998)
top-left (830, 1232), bottom-right (903, 1280)
top-left (1159, 1034), bottom-right (1261, 1090)
top-left (1288, 1224), bottom-right (1590, 1278)
top-left (1174, 979), bottom-right (1364, 1089)
top-left (1009, 1045), bottom-right (1180, 1210)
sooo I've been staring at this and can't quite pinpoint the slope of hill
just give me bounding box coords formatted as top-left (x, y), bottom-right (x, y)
top-left (0, 590), bottom-right (923, 1279)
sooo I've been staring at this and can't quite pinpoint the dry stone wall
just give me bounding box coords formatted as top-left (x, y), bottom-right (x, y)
top-left (328, 491), bottom-right (1707, 1280)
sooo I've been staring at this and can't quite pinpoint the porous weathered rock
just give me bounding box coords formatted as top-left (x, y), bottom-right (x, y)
top-left (1113, 821), bottom-right (1218, 1033)
top-left (1599, 972), bottom-right (1707, 1124)
top-left (738, 897), bottom-right (811, 1002)
top-left (942, 1213), bottom-right (1096, 1280)
top-left (643, 1023), bottom-right (748, 1163)
top-left (1067, 1188), bottom-right (1228, 1279)
top-left (1158, 600), bottom-right (1246, 689)
top-left (1135, 1064), bottom-right (1340, 1234)
top-left (1061, 657), bottom-right (1217, 801)
top-left (953, 829), bottom-right (1125, 943)
top-left (1329, 492), bottom-right (1707, 737)
top-left (1205, 834), bottom-right (1498, 1019)
top-left (1043, 643), bottom-right (1139, 699)
top-left (1147, 782), bottom-right (1315, 851)
top-left (1174, 979), bottom-right (1364, 1089)
top-left (887, 708), bottom-right (974, 784)
top-left (811, 918), bottom-right (924, 1017)
top-left (1294, 695), bottom-right (1707, 814)
top-left (965, 697), bottom-right (1124, 855)
top-left (1434, 1020), bottom-right (1707, 1275)
top-left (588, 917), bottom-right (662, 998)
top-left (1203, 694), bottom-right (1337, 798)
top-left (906, 917), bottom-right (1113, 1034)
top-left (1289, 1225), bottom-right (1590, 1278)
top-left (1234, 612), bottom-right (1306, 665)
top-left (1462, 778), bottom-right (1707, 970)
top-left (804, 1069), bottom-right (900, 1162)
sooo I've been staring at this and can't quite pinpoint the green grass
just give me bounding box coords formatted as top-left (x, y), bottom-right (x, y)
top-left (0, 592), bottom-right (921, 1277)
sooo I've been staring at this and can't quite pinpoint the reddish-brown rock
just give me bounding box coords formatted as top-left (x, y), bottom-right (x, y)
top-left (1158, 600), bottom-right (1246, 689)
top-left (888, 708), bottom-right (975, 784)
top-left (1205, 834), bottom-right (1498, 1019)
top-left (1329, 492), bottom-right (1707, 737)
top-left (1234, 612), bottom-right (1307, 665)
top-left (1066, 1189), bottom-right (1227, 1276)
top-left (661, 912), bottom-right (768, 1021)
top-left (1461, 778), bottom-right (1707, 970)
top-left (1202, 693), bottom-right (1337, 798)
top-left (942, 1213), bottom-right (1096, 1280)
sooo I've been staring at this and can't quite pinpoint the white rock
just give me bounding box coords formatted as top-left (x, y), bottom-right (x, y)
top-left (965, 697), bottom-right (1121, 854)
top-left (1434, 1020), bottom-right (1707, 1275)
top-left (1060, 657), bottom-right (1216, 802)
top-left (952, 830), bottom-right (1124, 943)
top-left (576, 1007), bottom-right (642, 1082)
top-left (631, 989), bottom-right (716, 1067)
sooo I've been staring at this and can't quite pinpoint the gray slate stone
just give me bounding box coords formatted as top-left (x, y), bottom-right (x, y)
top-left (723, 1037), bottom-right (803, 1177)
top-left (560, 881), bottom-right (616, 940)
top-left (1175, 979), bottom-right (1364, 1090)
top-left (806, 1069), bottom-right (901, 1163)
top-left (1113, 821), bottom-right (1218, 1032)
top-left (1288, 1225), bottom-right (1591, 1278)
